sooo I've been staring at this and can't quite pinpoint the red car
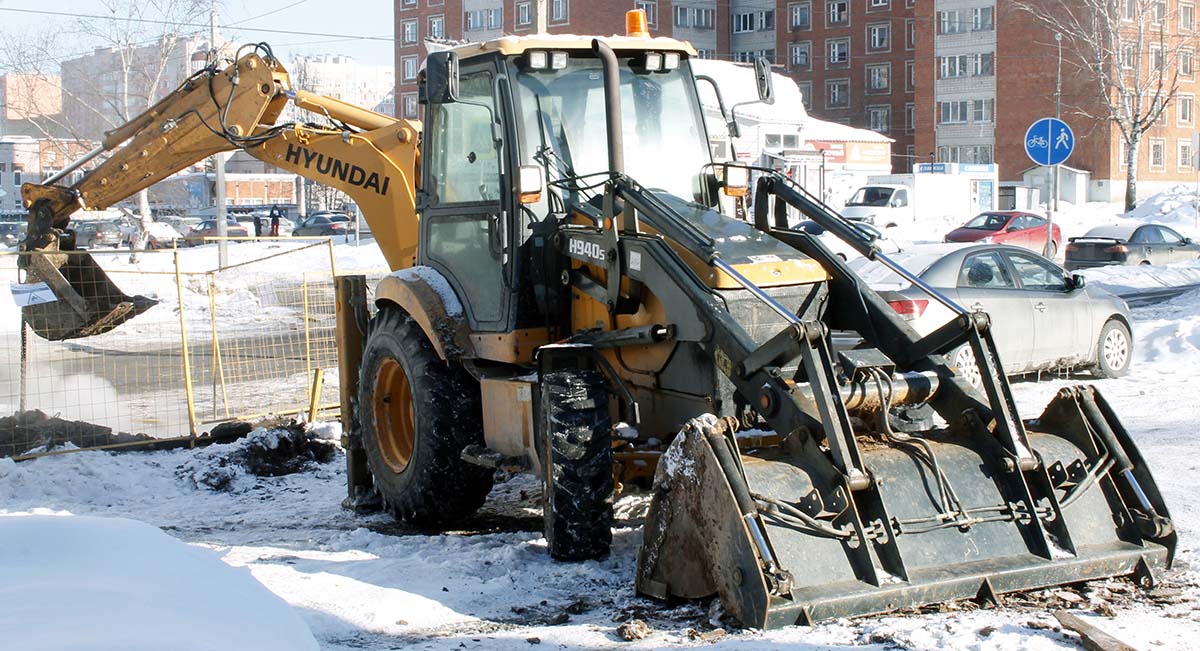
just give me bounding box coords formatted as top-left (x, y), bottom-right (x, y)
top-left (944, 211), bottom-right (1062, 256)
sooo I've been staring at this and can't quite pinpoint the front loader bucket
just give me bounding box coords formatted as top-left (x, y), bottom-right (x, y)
top-left (19, 247), bottom-right (157, 341)
top-left (638, 389), bottom-right (1175, 628)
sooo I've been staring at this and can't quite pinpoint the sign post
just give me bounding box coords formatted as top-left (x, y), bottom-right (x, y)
top-left (1025, 117), bottom-right (1074, 258)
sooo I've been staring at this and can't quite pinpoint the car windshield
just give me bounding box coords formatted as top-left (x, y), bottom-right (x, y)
top-left (847, 187), bottom-right (894, 207)
top-left (511, 56), bottom-right (711, 211)
top-left (964, 213), bottom-right (1010, 231)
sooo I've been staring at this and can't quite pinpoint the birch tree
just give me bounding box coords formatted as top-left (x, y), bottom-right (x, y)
top-left (1016, 0), bottom-right (1198, 210)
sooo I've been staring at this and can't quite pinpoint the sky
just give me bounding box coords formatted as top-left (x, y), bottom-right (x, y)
top-left (0, 0), bottom-right (396, 67)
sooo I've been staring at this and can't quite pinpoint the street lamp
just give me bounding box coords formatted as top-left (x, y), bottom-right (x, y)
top-left (819, 149), bottom-right (827, 202)
top-left (1046, 31), bottom-right (1063, 259)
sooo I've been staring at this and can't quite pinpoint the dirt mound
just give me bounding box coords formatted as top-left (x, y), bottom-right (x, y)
top-left (0, 410), bottom-right (152, 458)
top-left (178, 423), bottom-right (339, 491)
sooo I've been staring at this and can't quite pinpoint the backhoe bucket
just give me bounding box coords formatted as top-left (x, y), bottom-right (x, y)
top-left (638, 387), bottom-right (1175, 627)
top-left (19, 246), bottom-right (157, 341)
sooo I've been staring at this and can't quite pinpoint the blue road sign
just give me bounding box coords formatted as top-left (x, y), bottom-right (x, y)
top-left (1025, 117), bottom-right (1074, 166)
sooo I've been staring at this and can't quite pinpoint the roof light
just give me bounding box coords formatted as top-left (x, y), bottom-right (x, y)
top-left (528, 50), bottom-right (548, 69)
top-left (626, 9), bottom-right (649, 37)
top-left (550, 51), bottom-right (568, 69)
top-left (663, 52), bottom-right (680, 70)
top-left (644, 52), bottom-right (663, 72)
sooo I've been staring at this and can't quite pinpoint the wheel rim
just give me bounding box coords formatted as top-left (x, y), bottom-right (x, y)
top-left (1103, 327), bottom-right (1129, 372)
top-left (373, 357), bottom-right (416, 473)
top-left (953, 347), bottom-right (982, 388)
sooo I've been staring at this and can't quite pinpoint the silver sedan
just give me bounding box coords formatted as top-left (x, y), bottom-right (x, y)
top-left (849, 244), bottom-right (1133, 385)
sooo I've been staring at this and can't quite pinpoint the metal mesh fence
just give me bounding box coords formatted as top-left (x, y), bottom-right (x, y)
top-left (0, 239), bottom-right (348, 459)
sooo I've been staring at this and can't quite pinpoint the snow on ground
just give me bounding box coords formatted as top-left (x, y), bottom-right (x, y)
top-left (0, 512), bottom-right (319, 651)
top-left (3, 291), bottom-right (1200, 649)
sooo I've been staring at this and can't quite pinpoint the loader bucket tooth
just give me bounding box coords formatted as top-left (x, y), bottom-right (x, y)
top-left (20, 248), bottom-right (157, 341)
top-left (639, 400), bottom-right (1175, 628)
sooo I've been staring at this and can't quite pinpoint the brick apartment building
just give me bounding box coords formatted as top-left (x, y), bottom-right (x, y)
top-left (391, 0), bottom-right (914, 169)
top-left (916, 0), bottom-right (1200, 203)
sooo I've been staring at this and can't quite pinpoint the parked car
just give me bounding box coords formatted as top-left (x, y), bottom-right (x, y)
top-left (73, 220), bottom-right (124, 248)
top-left (144, 222), bottom-right (184, 249)
top-left (292, 213), bottom-right (351, 236)
top-left (848, 243), bottom-right (1133, 386)
top-left (944, 211), bottom-right (1062, 255)
top-left (1065, 223), bottom-right (1200, 270)
top-left (0, 221), bottom-right (25, 248)
top-left (189, 219), bottom-right (249, 241)
top-left (792, 219), bottom-right (901, 261)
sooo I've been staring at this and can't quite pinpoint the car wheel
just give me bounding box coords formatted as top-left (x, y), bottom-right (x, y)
top-left (949, 345), bottom-right (982, 389)
top-left (1139, 260), bottom-right (1152, 265)
top-left (1047, 240), bottom-right (1058, 258)
top-left (837, 252), bottom-right (848, 261)
top-left (1095, 319), bottom-right (1132, 378)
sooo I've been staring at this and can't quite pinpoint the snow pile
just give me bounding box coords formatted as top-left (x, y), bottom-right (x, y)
top-left (1133, 291), bottom-right (1200, 365)
top-left (0, 513), bottom-right (319, 651)
top-left (1123, 184), bottom-right (1200, 235)
top-left (1080, 260), bottom-right (1200, 293)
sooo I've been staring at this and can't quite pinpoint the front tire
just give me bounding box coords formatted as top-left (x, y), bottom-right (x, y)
top-left (1095, 319), bottom-right (1132, 378)
top-left (540, 369), bottom-right (613, 561)
top-left (358, 307), bottom-right (493, 524)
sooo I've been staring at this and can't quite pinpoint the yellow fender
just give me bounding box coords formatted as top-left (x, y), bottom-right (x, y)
top-left (373, 266), bottom-right (475, 361)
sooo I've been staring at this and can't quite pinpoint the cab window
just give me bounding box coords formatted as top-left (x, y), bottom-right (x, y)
top-left (426, 71), bottom-right (501, 204)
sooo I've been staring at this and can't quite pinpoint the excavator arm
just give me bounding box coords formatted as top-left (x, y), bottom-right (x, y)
top-left (18, 44), bottom-right (420, 339)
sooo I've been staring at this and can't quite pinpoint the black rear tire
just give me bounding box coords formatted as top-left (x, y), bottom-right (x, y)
top-left (358, 307), bottom-right (493, 525)
top-left (540, 369), bottom-right (613, 561)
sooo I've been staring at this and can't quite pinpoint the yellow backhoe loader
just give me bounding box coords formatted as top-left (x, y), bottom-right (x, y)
top-left (16, 17), bottom-right (1175, 627)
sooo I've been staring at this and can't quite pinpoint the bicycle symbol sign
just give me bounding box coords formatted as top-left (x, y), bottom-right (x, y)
top-left (1024, 117), bottom-right (1073, 166)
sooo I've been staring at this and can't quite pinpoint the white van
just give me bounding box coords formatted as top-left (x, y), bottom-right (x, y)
top-left (840, 184), bottom-right (913, 227)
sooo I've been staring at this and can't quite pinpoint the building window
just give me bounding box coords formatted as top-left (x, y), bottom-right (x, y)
top-left (869, 0), bottom-right (889, 8)
top-left (939, 54), bottom-right (968, 78)
top-left (867, 23), bottom-right (890, 51)
top-left (428, 14), bottom-right (445, 38)
top-left (827, 38), bottom-right (850, 67)
top-left (789, 2), bottom-right (811, 30)
top-left (827, 1), bottom-right (848, 26)
top-left (1179, 139), bottom-right (1194, 170)
top-left (734, 12), bottom-right (755, 33)
top-left (798, 81), bottom-right (812, 109)
top-left (551, 0), bottom-right (567, 22)
top-left (696, 48), bottom-right (713, 59)
top-left (637, 1), bottom-right (657, 27)
top-left (972, 7), bottom-right (994, 31)
top-left (401, 0), bottom-right (417, 7)
top-left (402, 92), bottom-right (418, 119)
top-left (826, 78), bottom-right (850, 108)
top-left (516, 1), bottom-right (532, 26)
top-left (1178, 94), bottom-right (1194, 125)
top-left (905, 61), bottom-right (915, 91)
top-left (694, 8), bottom-right (714, 28)
top-left (790, 42), bottom-right (812, 69)
top-left (1153, 0), bottom-right (1166, 23)
top-left (401, 55), bottom-right (419, 82)
top-left (973, 98), bottom-right (994, 122)
top-left (1183, 49), bottom-right (1195, 77)
top-left (974, 52), bottom-right (994, 76)
top-left (938, 100), bottom-right (969, 124)
top-left (1151, 46), bottom-right (1165, 72)
top-left (1150, 138), bottom-right (1166, 169)
top-left (1121, 44), bottom-right (1136, 68)
top-left (868, 106), bottom-right (891, 132)
top-left (674, 5), bottom-right (689, 27)
top-left (905, 19), bottom-right (915, 49)
top-left (402, 19), bottom-right (418, 44)
top-left (1122, 0), bottom-right (1135, 21)
top-left (758, 10), bottom-right (775, 30)
top-left (1183, 4), bottom-right (1196, 30)
top-left (866, 63), bottom-right (890, 92)
top-left (905, 103), bottom-right (915, 132)
top-left (939, 10), bottom-right (963, 34)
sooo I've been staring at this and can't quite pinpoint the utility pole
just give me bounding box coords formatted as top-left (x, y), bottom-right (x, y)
top-left (211, 4), bottom-right (228, 268)
top-left (1047, 31), bottom-right (1062, 259)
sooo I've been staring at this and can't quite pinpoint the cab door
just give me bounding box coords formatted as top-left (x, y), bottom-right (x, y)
top-left (1004, 250), bottom-right (1091, 367)
top-left (419, 62), bottom-right (513, 332)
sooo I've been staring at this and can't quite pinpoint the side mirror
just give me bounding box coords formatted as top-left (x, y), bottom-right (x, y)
top-left (1071, 273), bottom-right (1086, 290)
top-left (517, 165), bottom-right (543, 204)
top-left (1184, 237), bottom-right (1194, 245)
top-left (423, 51), bottom-right (460, 104)
top-left (754, 57), bottom-right (775, 105)
top-left (1007, 226), bottom-right (1020, 232)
